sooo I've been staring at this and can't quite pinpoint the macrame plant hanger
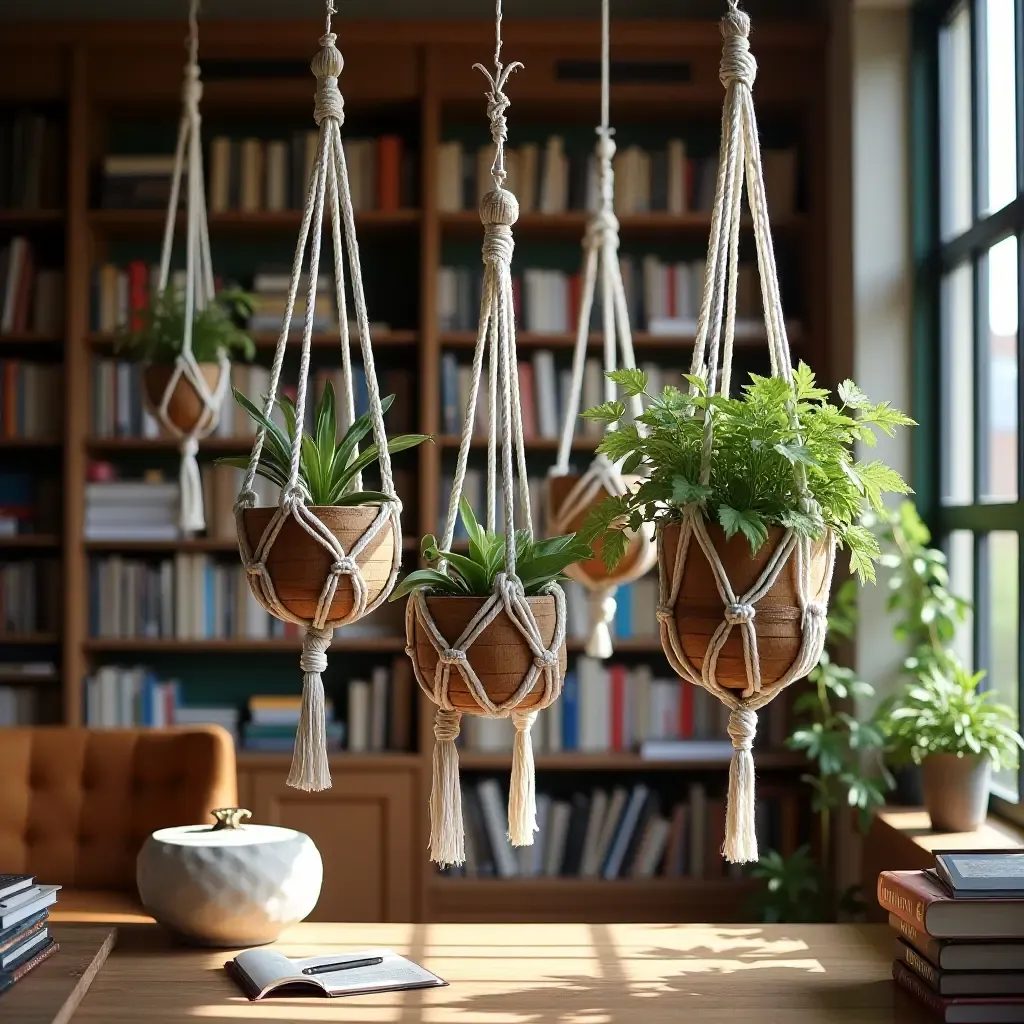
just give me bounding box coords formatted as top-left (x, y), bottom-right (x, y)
top-left (404, 0), bottom-right (567, 867)
top-left (150, 0), bottom-right (229, 534)
top-left (655, 0), bottom-right (836, 863)
top-left (548, 0), bottom-right (656, 658)
top-left (234, 0), bottom-right (402, 792)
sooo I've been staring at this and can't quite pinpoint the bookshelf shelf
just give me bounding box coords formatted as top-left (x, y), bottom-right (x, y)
top-left (86, 330), bottom-right (419, 349)
top-left (0, 209), bottom-right (64, 225)
top-left (86, 437), bottom-right (251, 453)
top-left (236, 751), bottom-right (419, 770)
top-left (456, 750), bottom-right (806, 772)
top-left (88, 209), bottom-right (421, 232)
top-left (0, 672), bottom-right (58, 684)
top-left (84, 536), bottom-right (420, 553)
top-left (0, 440), bottom-right (61, 450)
top-left (436, 434), bottom-right (596, 451)
top-left (0, 633), bottom-right (60, 645)
top-left (0, 534), bottom-right (60, 549)
top-left (82, 637), bottom-right (407, 654)
top-left (439, 330), bottom-right (802, 351)
top-left (439, 210), bottom-right (808, 237)
top-left (0, 332), bottom-right (64, 346)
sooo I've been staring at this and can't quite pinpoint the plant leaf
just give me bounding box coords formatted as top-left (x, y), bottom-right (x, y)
top-left (717, 505), bottom-right (769, 553)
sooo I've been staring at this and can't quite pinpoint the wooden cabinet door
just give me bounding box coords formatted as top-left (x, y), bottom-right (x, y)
top-left (248, 766), bottom-right (416, 922)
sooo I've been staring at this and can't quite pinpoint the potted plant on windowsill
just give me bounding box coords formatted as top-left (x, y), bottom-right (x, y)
top-left (580, 365), bottom-right (916, 689)
top-left (393, 499), bottom-right (590, 710)
top-left (217, 381), bottom-right (430, 622)
top-left (117, 284), bottom-right (256, 434)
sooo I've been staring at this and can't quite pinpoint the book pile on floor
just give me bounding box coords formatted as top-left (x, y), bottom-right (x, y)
top-left (880, 851), bottom-right (1024, 1022)
top-left (0, 874), bottom-right (61, 998)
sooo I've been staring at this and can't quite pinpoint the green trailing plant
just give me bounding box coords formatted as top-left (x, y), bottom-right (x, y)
top-left (882, 662), bottom-right (1023, 769)
top-left (579, 364), bottom-right (915, 582)
top-left (217, 381), bottom-right (430, 507)
top-left (116, 284), bottom-right (256, 364)
top-left (390, 498), bottom-right (592, 600)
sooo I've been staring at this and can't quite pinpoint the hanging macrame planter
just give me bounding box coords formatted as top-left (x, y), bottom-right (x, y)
top-left (145, 0), bottom-right (230, 534)
top-left (234, 7), bottom-right (402, 793)
top-left (547, 0), bottom-right (656, 659)
top-left (404, 13), bottom-right (567, 867)
top-left (656, 2), bottom-right (836, 864)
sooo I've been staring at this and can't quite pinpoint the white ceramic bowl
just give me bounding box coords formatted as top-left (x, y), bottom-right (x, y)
top-left (136, 809), bottom-right (323, 947)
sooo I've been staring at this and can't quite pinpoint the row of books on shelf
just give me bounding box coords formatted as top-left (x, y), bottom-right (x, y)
top-left (0, 360), bottom-right (62, 441)
top-left (90, 356), bottom-right (415, 439)
top-left (437, 138), bottom-right (798, 217)
top-left (0, 561), bottom-right (59, 635)
top-left (459, 656), bottom-right (787, 755)
top-left (440, 349), bottom-right (685, 440)
top-left (0, 686), bottom-right (39, 726)
top-left (0, 474), bottom-right (59, 537)
top-left (0, 238), bottom-right (64, 336)
top-left (83, 657), bottom-right (416, 753)
top-left (437, 257), bottom-right (777, 337)
top-left (0, 111), bottom-right (63, 211)
top-left (444, 777), bottom-right (785, 881)
top-left (100, 134), bottom-right (413, 213)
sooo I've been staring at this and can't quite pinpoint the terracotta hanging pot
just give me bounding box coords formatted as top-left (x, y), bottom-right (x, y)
top-left (241, 505), bottom-right (397, 624)
top-left (547, 472), bottom-right (653, 586)
top-left (144, 362), bottom-right (226, 435)
top-left (408, 594), bottom-right (567, 713)
top-left (658, 519), bottom-right (833, 690)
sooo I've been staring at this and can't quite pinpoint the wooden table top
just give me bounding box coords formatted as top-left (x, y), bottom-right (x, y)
top-left (51, 920), bottom-right (935, 1023)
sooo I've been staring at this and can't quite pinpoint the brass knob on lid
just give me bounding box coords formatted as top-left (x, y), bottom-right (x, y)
top-left (210, 807), bottom-right (252, 831)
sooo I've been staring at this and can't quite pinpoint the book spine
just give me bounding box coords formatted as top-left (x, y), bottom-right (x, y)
top-left (896, 938), bottom-right (941, 991)
top-left (878, 872), bottom-right (936, 931)
top-left (888, 913), bottom-right (943, 964)
top-left (891, 959), bottom-right (948, 1019)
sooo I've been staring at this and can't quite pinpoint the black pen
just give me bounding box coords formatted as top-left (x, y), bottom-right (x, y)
top-left (301, 956), bottom-right (383, 976)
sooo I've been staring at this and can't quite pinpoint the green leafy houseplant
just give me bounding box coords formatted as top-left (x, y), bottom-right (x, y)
top-left (217, 381), bottom-right (431, 507)
top-left (117, 284), bottom-right (257, 364)
top-left (580, 364), bottom-right (915, 582)
top-left (391, 498), bottom-right (592, 600)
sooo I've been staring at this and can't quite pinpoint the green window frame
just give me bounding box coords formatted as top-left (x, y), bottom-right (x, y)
top-left (913, 0), bottom-right (1023, 819)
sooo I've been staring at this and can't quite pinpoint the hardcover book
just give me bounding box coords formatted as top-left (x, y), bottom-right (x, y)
top-left (935, 851), bottom-right (1024, 899)
top-left (893, 959), bottom-right (1024, 1023)
top-left (891, 913), bottom-right (1024, 971)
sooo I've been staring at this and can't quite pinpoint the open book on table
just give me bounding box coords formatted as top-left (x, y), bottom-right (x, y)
top-left (225, 947), bottom-right (447, 1000)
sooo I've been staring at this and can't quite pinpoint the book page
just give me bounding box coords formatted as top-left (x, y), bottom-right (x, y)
top-left (295, 949), bottom-right (445, 996)
top-left (233, 948), bottom-right (313, 997)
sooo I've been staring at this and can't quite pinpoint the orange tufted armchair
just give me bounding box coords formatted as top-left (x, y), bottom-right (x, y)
top-left (0, 726), bottom-right (236, 915)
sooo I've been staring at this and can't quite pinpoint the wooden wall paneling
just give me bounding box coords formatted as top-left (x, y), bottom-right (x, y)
top-left (63, 44), bottom-right (90, 725)
top-left (249, 765), bottom-right (417, 922)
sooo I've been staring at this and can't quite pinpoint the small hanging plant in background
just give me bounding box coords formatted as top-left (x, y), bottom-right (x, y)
top-left (116, 284), bottom-right (257, 365)
top-left (218, 381), bottom-right (431, 507)
top-left (579, 364), bottom-right (915, 581)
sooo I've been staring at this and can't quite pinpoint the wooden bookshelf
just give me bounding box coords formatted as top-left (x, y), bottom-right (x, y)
top-left (0, 14), bottom-right (829, 925)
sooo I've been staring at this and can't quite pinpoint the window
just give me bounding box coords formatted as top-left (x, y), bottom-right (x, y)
top-left (917, 0), bottom-right (1023, 813)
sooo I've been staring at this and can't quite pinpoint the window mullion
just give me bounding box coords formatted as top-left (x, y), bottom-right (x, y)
top-left (975, 0), bottom-right (989, 219)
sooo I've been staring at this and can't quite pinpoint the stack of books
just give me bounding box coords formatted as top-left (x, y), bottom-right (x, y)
top-left (100, 154), bottom-right (179, 209)
top-left (243, 695), bottom-right (344, 753)
top-left (880, 852), bottom-right (1024, 1022)
top-left (84, 479), bottom-right (181, 541)
top-left (247, 268), bottom-right (337, 336)
top-left (0, 875), bottom-right (61, 997)
top-left (0, 237), bottom-right (64, 336)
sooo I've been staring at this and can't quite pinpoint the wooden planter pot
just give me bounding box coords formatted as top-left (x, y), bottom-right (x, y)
top-left (143, 362), bottom-right (225, 435)
top-left (409, 594), bottom-right (567, 713)
top-left (241, 505), bottom-right (397, 624)
top-left (547, 473), bottom-right (650, 585)
top-left (659, 520), bottom-right (832, 690)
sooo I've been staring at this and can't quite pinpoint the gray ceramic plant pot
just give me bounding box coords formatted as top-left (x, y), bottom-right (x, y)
top-left (922, 753), bottom-right (992, 832)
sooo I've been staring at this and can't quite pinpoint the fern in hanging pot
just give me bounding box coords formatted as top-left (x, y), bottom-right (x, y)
top-left (393, 499), bottom-right (589, 713)
top-left (219, 382), bottom-right (429, 624)
top-left (117, 284), bottom-right (256, 435)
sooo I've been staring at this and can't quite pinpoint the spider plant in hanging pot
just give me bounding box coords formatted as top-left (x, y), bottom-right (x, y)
top-left (581, 365), bottom-right (915, 690)
top-left (392, 499), bottom-right (590, 711)
top-left (218, 382), bottom-right (430, 624)
top-left (118, 285), bottom-right (256, 434)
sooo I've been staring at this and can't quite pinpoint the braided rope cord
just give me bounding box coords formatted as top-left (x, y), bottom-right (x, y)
top-left (404, 1), bottom-right (567, 867)
top-left (548, 0), bottom-right (656, 659)
top-left (233, 3), bottom-right (403, 793)
top-left (147, 0), bottom-right (230, 534)
top-left (653, 2), bottom-right (837, 863)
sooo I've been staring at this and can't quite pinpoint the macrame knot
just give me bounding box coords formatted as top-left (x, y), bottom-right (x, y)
top-left (433, 707), bottom-right (461, 742)
top-left (440, 648), bottom-right (468, 667)
top-left (485, 92), bottom-right (511, 149)
top-left (235, 488), bottom-right (258, 511)
top-left (246, 561), bottom-right (266, 577)
top-left (719, 10), bottom-right (757, 89)
top-left (282, 485), bottom-right (306, 510)
top-left (534, 649), bottom-right (559, 669)
top-left (182, 64), bottom-right (202, 111)
top-left (311, 33), bottom-right (345, 125)
top-left (727, 706), bottom-right (757, 751)
top-left (331, 556), bottom-right (358, 576)
top-left (482, 225), bottom-right (515, 270)
top-left (480, 188), bottom-right (520, 228)
top-left (180, 435), bottom-right (199, 459)
top-left (586, 209), bottom-right (620, 249)
top-left (299, 627), bottom-right (332, 674)
top-left (656, 604), bottom-right (675, 623)
top-left (725, 602), bottom-right (756, 626)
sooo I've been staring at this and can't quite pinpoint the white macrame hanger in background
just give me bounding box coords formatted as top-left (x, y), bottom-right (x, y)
top-left (234, 0), bottom-right (403, 793)
top-left (404, 0), bottom-right (567, 866)
top-left (150, 0), bottom-right (230, 534)
top-left (548, 0), bottom-right (656, 659)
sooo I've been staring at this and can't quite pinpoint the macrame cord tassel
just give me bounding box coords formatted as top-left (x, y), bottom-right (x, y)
top-left (508, 709), bottom-right (539, 844)
top-left (429, 708), bottom-right (464, 866)
top-left (723, 706), bottom-right (757, 862)
top-left (286, 626), bottom-right (333, 791)
top-left (586, 589), bottom-right (616, 659)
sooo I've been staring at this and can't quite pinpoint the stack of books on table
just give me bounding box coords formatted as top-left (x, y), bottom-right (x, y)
top-left (243, 695), bottom-right (344, 753)
top-left (880, 851), bottom-right (1024, 1022)
top-left (0, 875), bottom-right (61, 998)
